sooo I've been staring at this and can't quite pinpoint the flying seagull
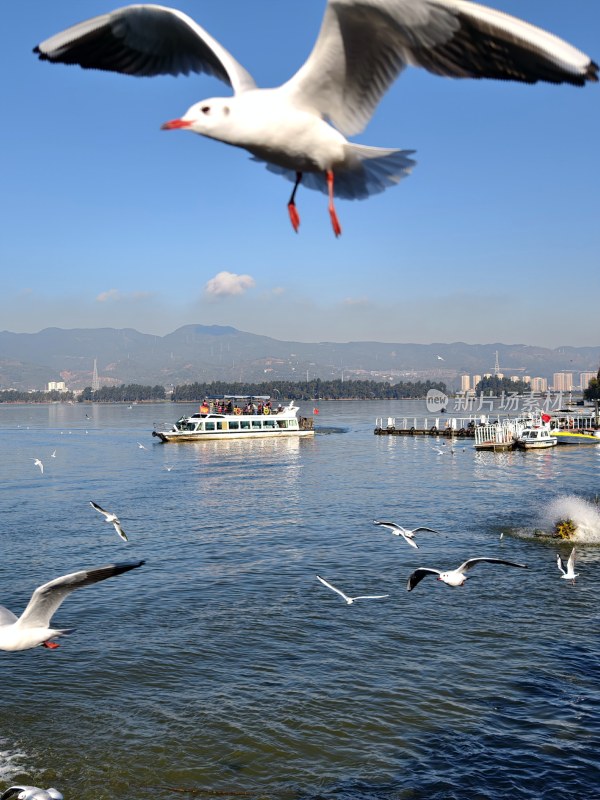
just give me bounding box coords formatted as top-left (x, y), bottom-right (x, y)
top-left (50, 449), bottom-right (56, 458)
top-left (137, 442), bottom-right (147, 449)
top-left (90, 500), bottom-right (128, 542)
top-left (0, 560), bottom-right (145, 651)
top-left (34, 1), bottom-right (597, 237)
top-left (557, 548), bottom-right (578, 584)
top-left (373, 519), bottom-right (440, 549)
top-left (0, 788), bottom-right (63, 800)
top-left (407, 557), bottom-right (528, 590)
top-left (32, 458), bottom-right (43, 474)
top-left (316, 575), bottom-right (389, 605)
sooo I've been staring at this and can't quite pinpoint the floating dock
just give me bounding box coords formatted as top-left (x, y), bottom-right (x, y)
top-left (374, 416), bottom-right (476, 438)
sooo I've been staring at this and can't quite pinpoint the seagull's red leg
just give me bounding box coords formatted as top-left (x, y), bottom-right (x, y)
top-left (287, 172), bottom-right (302, 233)
top-left (43, 641), bottom-right (60, 649)
top-left (327, 170), bottom-right (342, 238)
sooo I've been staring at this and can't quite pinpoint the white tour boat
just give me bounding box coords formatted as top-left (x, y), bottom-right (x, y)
top-left (152, 396), bottom-right (315, 442)
top-left (515, 426), bottom-right (558, 450)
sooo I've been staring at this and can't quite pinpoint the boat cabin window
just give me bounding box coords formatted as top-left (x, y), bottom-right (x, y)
top-left (240, 420), bottom-right (251, 429)
top-left (277, 419), bottom-right (288, 428)
top-left (263, 419), bottom-right (276, 429)
top-left (229, 421), bottom-right (239, 430)
top-left (205, 421), bottom-right (216, 431)
top-left (252, 420), bottom-right (262, 429)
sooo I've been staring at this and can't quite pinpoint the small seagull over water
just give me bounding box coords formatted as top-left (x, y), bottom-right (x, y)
top-left (373, 519), bottom-right (440, 549)
top-left (0, 560), bottom-right (145, 651)
top-left (316, 575), bottom-right (388, 605)
top-left (407, 557), bottom-right (528, 590)
top-left (32, 458), bottom-right (43, 474)
top-left (557, 548), bottom-right (578, 584)
top-left (137, 442), bottom-right (147, 449)
top-left (90, 501), bottom-right (128, 542)
top-left (34, 1), bottom-right (597, 237)
top-left (50, 449), bottom-right (56, 458)
top-left (0, 788), bottom-right (63, 800)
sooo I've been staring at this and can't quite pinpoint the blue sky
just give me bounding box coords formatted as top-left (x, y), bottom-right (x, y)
top-left (1, 1), bottom-right (599, 346)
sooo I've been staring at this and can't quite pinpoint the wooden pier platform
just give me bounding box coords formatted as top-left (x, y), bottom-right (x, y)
top-left (374, 424), bottom-right (474, 438)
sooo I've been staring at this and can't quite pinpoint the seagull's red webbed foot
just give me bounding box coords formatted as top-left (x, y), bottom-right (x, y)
top-left (43, 640), bottom-right (60, 649)
top-left (288, 202), bottom-right (300, 233)
top-left (327, 170), bottom-right (342, 237)
top-left (287, 171), bottom-right (302, 234)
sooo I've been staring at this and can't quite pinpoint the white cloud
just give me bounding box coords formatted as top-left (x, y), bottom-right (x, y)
top-left (204, 271), bottom-right (255, 298)
top-left (96, 289), bottom-right (121, 302)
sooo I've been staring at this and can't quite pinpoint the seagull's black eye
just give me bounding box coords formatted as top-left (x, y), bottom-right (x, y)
top-left (201, 105), bottom-right (210, 115)
top-left (223, 106), bottom-right (230, 116)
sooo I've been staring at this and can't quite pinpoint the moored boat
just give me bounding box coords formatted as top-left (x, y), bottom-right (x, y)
top-left (515, 426), bottom-right (557, 450)
top-left (552, 429), bottom-right (600, 445)
top-left (152, 396), bottom-right (314, 442)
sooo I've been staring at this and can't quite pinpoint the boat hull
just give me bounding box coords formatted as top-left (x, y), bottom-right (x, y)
top-left (552, 431), bottom-right (600, 445)
top-left (153, 428), bottom-right (314, 443)
top-left (515, 440), bottom-right (557, 449)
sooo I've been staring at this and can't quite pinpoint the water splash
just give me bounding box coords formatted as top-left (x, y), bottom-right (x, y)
top-left (539, 495), bottom-right (600, 543)
top-left (0, 738), bottom-right (28, 782)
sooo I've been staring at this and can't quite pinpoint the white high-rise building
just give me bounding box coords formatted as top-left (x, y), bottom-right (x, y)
top-left (580, 372), bottom-right (597, 390)
top-left (460, 375), bottom-right (471, 392)
top-left (552, 373), bottom-right (573, 391)
top-left (47, 381), bottom-right (67, 392)
top-left (531, 377), bottom-right (548, 392)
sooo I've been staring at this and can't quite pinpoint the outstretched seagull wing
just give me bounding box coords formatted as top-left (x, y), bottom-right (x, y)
top-left (34, 4), bottom-right (257, 95)
top-left (353, 594), bottom-right (390, 601)
top-left (0, 606), bottom-right (19, 625)
top-left (457, 557), bottom-right (529, 574)
top-left (316, 574), bottom-right (350, 602)
top-left (90, 500), bottom-right (110, 518)
top-left (15, 561), bottom-right (145, 629)
top-left (373, 520), bottom-right (403, 534)
top-left (284, 0), bottom-right (597, 136)
top-left (556, 553), bottom-right (566, 575)
top-left (567, 548), bottom-right (576, 573)
top-left (112, 520), bottom-right (128, 542)
top-left (407, 567), bottom-right (441, 591)
top-left (412, 527), bottom-right (440, 534)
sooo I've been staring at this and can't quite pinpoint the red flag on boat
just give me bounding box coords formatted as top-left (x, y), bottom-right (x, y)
top-left (313, 407), bottom-right (319, 415)
top-left (541, 413), bottom-right (551, 423)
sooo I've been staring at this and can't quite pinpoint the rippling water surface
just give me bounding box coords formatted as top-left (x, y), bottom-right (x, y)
top-left (1, 401), bottom-right (599, 799)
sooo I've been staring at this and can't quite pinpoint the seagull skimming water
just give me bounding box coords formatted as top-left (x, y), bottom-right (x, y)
top-left (0, 788), bottom-right (63, 800)
top-left (557, 548), bottom-right (578, 584)
top-left (407, 557), bottom-right (528, 590)
top-left (0, 560), bottom-right (145, 651)
top-left (34, 1), bottom-right (597, 236)
top-left (32, 458), bottom-right (43, 474)
top-left (316, 575), bottom-right (389, 605)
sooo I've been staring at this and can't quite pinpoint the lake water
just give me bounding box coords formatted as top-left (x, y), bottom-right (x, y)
top-left (1, 400), bottom-right (599, 800)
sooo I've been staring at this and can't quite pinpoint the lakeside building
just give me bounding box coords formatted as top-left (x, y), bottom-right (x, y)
top-left (47, 381), bottom-right (67, 392)
top-left (580, 371), bottom-right (597, 390)
top-left (530, 377), bottom-right (548, 392)
top-left (552, 372), bottom-right (574, 392)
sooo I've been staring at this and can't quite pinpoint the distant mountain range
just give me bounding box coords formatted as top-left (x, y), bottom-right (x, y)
top-left (0, 325), bottom-right (598, 391)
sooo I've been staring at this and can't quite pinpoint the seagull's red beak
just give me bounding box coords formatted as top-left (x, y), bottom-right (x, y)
top-left (161, 118), bottom-right (192, 130)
